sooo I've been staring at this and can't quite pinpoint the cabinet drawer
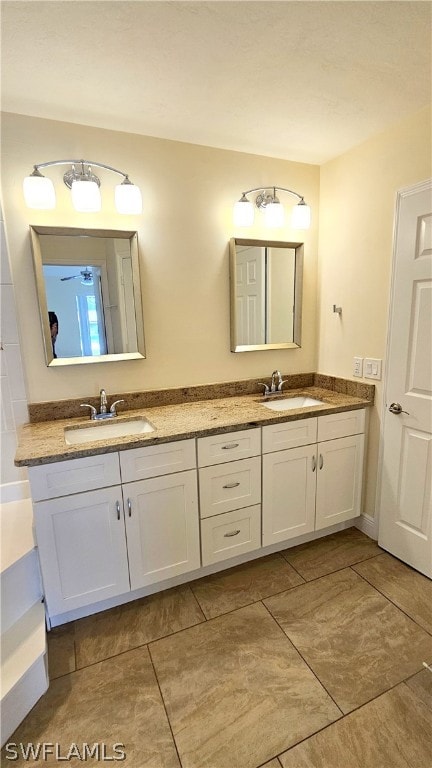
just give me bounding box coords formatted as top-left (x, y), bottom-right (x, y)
top-left (262, 417), bottom-right (317, 454)
top-left (197, 428), bottom-right (261, 467)
top-left (201, 505), bottom-right (261, 566)
top-left (199, 456), bottom-right (261, 519)
top-left (317, 409), bottom-right (366, 442)
top-left (119, 439), bottom-right (196, 482)
top-left (28, 453), bottom-right (121, 501)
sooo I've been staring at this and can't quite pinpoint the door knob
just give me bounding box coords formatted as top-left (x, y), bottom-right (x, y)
top-left (389, 402), bottom-right (410, 415)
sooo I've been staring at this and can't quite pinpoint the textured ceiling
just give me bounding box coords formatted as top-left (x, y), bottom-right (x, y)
top-left (1, 0), bottom-right (431, 163)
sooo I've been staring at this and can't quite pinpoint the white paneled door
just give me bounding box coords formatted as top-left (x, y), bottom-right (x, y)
top-left (379, 180), bottom-right (432, 577)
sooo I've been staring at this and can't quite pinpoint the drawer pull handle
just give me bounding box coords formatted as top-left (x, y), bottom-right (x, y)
top-left (222, 443), bottom-right (240, 450)
top-left (223, 481), bottom-right (241, 489)
top-left (127, 498), bottom-right (132, 518)
top-left (224, 529), bottom-right (241, 538)
top-left (319, 454), bottom-right (324, 470)
top-left (312, 455), bottom-right (316, 472)
top-left (116, 500), bottom-right (121, 520)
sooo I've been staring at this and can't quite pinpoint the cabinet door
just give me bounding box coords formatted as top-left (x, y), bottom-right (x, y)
top-left (123, 470), bottom-right (200, 589)
top-left (34, 487), bottom-right (130, 616)
top-left (315, 434), bottom-right (365, 530)
top-left (262, 445), bottom-right (317, 546)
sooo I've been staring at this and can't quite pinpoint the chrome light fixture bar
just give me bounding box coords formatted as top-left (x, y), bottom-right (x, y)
top-left (233, 186), bottom-right (311, 230)
top-left (23, 159), bottom-right (142, 215)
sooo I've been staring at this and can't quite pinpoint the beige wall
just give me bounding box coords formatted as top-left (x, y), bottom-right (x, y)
top-left (0, 113), bottom-right (319, 403)
top-left (318, 106), bottom-right (432, 519)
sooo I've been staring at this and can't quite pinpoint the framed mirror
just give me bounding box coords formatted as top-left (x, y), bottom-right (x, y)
top-left (229, 238), bottom-right (303, 352)
top-left (30, 226), bottom-right (146, 366)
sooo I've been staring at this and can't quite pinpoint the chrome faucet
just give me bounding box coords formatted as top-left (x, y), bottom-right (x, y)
top-left (258, 370), bottom-right (288, 397)
top-left (271, 370), bottom-right (282, 392)
top-left (80, 390), bottom-right (125, 420)
top-left (100, 389), bottom-right (107, 414)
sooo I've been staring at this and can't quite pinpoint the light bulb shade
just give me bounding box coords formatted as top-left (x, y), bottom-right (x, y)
top-left (233, 199), bottom-right (254, 227)
top-left (291, 203), bottom-right (311, 229)
top-left (264, 201), bottom-right (284, 227)
top-left (115, 182), bottom-right (142, 214)
top-left (23, 174), bottom-right (56, 209)
top-left (71, 179), bottom-right (101, 213)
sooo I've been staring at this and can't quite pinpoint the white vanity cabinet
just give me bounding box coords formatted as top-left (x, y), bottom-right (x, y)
top-left (262, 410), bottom-right (365, 546)
top-left (30, 441), bottom-right (201, 618)
top-left (197, 429), bottom-right (262, 565)
top-left (30, 455), bottom-right (130, 616)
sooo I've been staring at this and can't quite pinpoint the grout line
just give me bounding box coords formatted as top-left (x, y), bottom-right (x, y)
top-left (146, 645), bottom-right (184, 768)
top-left (281, 550), bottom-right (384, 584)
top-left (259, 601), bottom-right (344, 717)
top-left (349, 567), bottom-right (432, 637)
top-left (188, 582), bottom-right (212, 620)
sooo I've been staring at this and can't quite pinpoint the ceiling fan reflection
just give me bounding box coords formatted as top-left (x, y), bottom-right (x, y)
top-left (60, 269), bottom-right (93, 286)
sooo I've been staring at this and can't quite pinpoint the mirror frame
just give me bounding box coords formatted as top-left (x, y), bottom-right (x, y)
top-left (229, 238), bottom-right (303, 352)
top-left (30, 225), bottom-right (146, 366)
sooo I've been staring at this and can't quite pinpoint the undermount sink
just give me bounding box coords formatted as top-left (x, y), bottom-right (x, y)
top-left (261, 396), bottom-right (325, 412)
top-left (64, 417), bottom-right (155, 445)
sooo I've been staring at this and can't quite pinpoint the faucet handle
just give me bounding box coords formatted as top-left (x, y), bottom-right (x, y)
top-left (80, 403), bottom-right (97, 420)
top-left (109, 399), bottom-right (125, 416)
top-left (278, 379), bottom-right (289, 392)
top-left (258, 383), bottom-right (270, 395)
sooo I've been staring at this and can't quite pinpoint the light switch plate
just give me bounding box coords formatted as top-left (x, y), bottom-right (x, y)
top-left (353, 357), bottom-right (363, 377)
top-left (364, 358), bottom-right (382, 380)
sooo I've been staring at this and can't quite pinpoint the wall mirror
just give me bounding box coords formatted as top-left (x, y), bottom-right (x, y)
top-left (229, 238), bottom-right (303, 352)
top-left (30, 226), bottom-right (146, 366)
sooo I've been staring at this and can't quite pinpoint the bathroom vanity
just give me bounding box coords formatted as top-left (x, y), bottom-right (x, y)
top-left (15, 378), bottom-right (373, 626)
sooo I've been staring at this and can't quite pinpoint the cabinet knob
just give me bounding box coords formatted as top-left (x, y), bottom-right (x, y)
top-left (127, 498), bottom-right (132, 518)
top-left (116, 500), bottom-right (121, 520)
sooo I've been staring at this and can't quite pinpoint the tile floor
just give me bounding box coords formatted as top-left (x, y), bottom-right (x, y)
top-left (3, 528), bottom-right (432, 767)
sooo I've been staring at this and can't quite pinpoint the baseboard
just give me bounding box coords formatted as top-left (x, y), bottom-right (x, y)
top-left (355, 513), bottom-right (378, 540)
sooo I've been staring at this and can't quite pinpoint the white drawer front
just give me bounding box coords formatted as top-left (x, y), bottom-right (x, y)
top-left (201, 505), bottom-right (261, 566)
top-left (199, 456), bottom-right (261, 519)
top-left (197, 428), bottom-right (261, 467)
top-left (317, 409), bottom-right (366, 442)
top-left (28, 453), bottom-right (121, 501)
top-left (120, 439), bottom-right (196, 482)
top-left (262, 417), bottom-right (317, 454)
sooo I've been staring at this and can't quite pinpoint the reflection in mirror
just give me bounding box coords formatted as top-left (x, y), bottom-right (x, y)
top-left (229, 238), bottom-right (303, 352)
top-left (30, 226), bottom-right (145, 366)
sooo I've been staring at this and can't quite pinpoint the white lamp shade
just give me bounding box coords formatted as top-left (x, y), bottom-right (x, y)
top-left (233, 199), bottom-right (254, 227)
top-left (265, 201), bottom-right (284, 227)
top-left (71, 180), bottom-right (101, 213)
top-left (291, 203), bottom-right (311, 229)
top-left (115, 183), bottom-right (142, 215)
top-left (23, 175), bottom-right (56, 209)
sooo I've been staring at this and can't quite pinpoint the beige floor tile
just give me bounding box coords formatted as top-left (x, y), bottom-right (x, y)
top-left (404, 667), bottom-right (432, 711)
top-left (1, 647), bottom-right (180, 767)
top-left (74, 585), bottom-right (205, 668)
top-left (281, 527), bottom-right (382, 581)
top-left (353, 553), bottom-right (432, 634)
top-left (261, 761), bottom-right (282, 768)
top-left (47, 623), bottom-right (76, 679)
top-left (278, 683), bottom-right (432, 768)
top-left (150, 602), bottom-right (341, 768)
top-left (190, 553), bottom-right (304, 619)
top-left (264, 568), bottom-right (432, 713)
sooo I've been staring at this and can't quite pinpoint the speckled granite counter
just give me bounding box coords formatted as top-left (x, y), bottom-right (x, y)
top-left (16, 382), bottom-right (373, 467)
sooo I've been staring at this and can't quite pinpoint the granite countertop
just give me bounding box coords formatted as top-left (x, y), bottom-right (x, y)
top-left (15, 386), bottom-right (372, 467)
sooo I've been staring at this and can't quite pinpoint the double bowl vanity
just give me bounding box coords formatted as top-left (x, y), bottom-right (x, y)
top-left (16, 383), bottom-right (373, 626)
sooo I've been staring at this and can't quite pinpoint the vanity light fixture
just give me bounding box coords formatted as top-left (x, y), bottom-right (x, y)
top-left (233, 186), bottom-right (311, 230)
top-left (23, 159), bottom-right (142, 215)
